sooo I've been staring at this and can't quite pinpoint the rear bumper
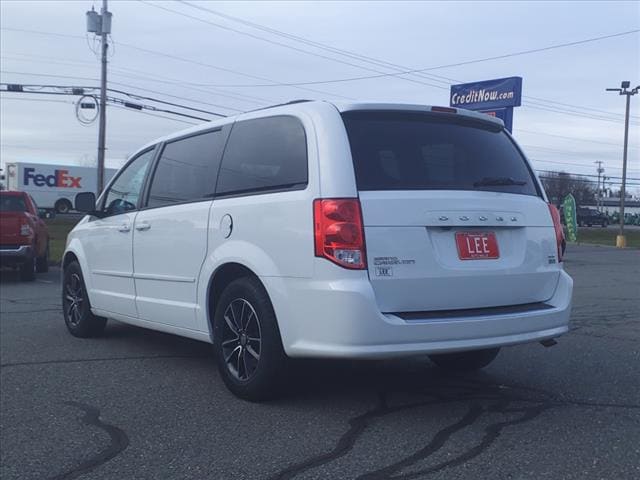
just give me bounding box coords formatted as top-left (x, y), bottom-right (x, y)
top-left (0, 245), bottom-right (32, 265)
top-left (265, 269), bottom-right (573, 359)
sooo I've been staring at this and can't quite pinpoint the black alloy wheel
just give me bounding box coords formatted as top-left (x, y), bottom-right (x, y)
top-left (213, 276), bottom-right (288, 401)
top-left (220, 297), bottom-right (262, 382)
top-left (62, 261), bottom-right (107, 337)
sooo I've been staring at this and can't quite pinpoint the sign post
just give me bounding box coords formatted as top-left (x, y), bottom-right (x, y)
top-left (450, 77), bottom-right (522, 132)
top-left (562, 194), bottom-right (578, 243)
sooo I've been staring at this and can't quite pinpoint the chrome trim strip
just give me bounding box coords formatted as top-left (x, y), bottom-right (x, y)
top-left (92, 270), bottom-right (132, 278)
top-left (133, 273), bottom-right (195, 283)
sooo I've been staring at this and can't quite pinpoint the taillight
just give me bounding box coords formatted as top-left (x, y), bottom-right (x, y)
top-left (313, 198), bottom-right (366, 269)
top-left (548, 203), bottom-right (565, 262)
top-left (19, 222), bottom-right (33, 237)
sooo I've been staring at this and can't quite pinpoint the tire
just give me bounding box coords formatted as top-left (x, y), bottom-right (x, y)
top-left (19, 255), bottom-right (36, 281)
top-left (55, 199), bottom-right (72, 214)
top-left (213, 276), bottom-right (288, 401)
top-left (62, 261), bottom-right (107, 338)
top-left (429, 348), bottom-right (500, 372)
top-left (36, 241), bottom-right (49, 273)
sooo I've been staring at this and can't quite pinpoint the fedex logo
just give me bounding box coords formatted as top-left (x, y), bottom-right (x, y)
top-left (23, 168), bottom-right (82, 188)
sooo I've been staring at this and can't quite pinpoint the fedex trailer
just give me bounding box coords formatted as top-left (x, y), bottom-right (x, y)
top-left (5, 162), bottom-right (117, 213)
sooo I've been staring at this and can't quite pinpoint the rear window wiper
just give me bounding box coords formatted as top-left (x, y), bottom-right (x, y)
top-left (473, 177), bottom-right (527, 187)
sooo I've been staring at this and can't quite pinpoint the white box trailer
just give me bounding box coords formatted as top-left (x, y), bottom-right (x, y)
top-left (5, 162), bottom-right (117, 213)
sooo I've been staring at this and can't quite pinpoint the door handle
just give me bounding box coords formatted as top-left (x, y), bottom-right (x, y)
top-left (135, 222), bottom-right (151, 231)
top-left (118, 223), bottom-right (131, 233)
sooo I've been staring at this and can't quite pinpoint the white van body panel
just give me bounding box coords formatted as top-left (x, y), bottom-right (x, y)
top-left (63, 100), bottom-right (572, 359)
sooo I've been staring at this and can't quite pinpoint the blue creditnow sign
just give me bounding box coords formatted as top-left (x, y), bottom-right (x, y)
top-left (450, 77), bottom-right (522, 110)
top-left (450, 77), bottom-right (522, 132)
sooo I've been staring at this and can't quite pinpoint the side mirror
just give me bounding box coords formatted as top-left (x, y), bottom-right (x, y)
top-left (38, 208), bottom-right (55, 220)
top-left (75, 192), bottom-right (97, 213)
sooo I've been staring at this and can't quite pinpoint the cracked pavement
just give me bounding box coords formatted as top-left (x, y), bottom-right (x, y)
top-left (1, 244), bottom-right (639, 479)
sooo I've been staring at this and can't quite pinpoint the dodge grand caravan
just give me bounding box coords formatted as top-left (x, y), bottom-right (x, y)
top-left (63, 101), bottom-right (572, 400)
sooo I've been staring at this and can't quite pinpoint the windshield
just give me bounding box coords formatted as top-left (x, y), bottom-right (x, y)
top-left (342, 111), bottom-right (539, 196)
top-left (0, 194), bottom-right (27, 212)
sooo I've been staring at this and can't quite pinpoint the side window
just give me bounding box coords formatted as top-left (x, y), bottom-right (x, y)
top-left (103, 149), bottom-right (154, 216)
top-left (147, 129), bottom-right (226, 208)
top-left (216, 116), bottom-right (307, 196)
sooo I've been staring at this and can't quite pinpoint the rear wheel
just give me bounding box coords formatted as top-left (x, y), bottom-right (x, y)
top-left (213, 276), bottom-right (288, 401)
top-left (55, 199), bottom-right (72, 214)
top-left (36, 241), bottom-right (49, 273)
top-left (62, 261), bottom-right (106, 337)
top-left (19, 255), bottom-right (36, 281)
top-left (429, 348), bottom-right (500, 372)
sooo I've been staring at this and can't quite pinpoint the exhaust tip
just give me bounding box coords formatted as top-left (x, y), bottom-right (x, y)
top-left (540, 338), bottom-right (558, 348)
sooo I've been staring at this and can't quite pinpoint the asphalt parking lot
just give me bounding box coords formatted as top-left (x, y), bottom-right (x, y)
top-left (1, 244), bottom-right (639, 480)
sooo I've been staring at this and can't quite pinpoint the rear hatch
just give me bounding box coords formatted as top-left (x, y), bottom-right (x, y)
top-left (0, 212), bottom-right (27, 245)
top-left (342, 110), bottom-right (560, 313)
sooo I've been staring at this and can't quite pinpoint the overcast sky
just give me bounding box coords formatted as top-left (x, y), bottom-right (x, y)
top-left (1, 0), bottom-right (639, 193)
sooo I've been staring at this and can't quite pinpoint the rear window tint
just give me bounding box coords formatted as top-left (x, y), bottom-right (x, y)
top-left (216, 116), bottom-right (307, 196)
top-left (0, 195), bottom-right (27, 212)
top-left (342, 111), bottom-right (538, 196)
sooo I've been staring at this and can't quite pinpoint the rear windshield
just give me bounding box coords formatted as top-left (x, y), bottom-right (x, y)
top-left (342, 111), bottom-right (538, 196)
top-left (0, 195), bottom-right (27, 212)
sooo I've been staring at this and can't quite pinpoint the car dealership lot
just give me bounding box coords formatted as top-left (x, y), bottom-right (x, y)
top-left (1, 244), bottom-right (638, 480)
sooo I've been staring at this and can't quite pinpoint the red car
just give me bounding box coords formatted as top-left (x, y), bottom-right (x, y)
top-left (0, 191), bottom-right (50, 281)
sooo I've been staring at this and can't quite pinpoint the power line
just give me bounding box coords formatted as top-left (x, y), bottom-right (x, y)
top-left (0, 26), bottom-right (356, 101)
top-left (0, 95), bottom-right (75, 105)
top-left (108, 86), bottom-right (229, 116)
top-left (523, 101), bottom-right (640, 126)
top-left (524, 95), bottom-right (638, 120)
top-left (0, 70), bottom-right (238, 113)
top-left (178, 1), bottom-right (638, 121)
top-left (522, 144), bottom-right (640, 162)
top-left (139, 26), bottom-right (639, 87)
top-left (0, 53), bottom-right (274, 105)
top-left (515, 128), bottom-right (639, 148)
top-left (140, 0), bottom-right (449, 92)
top-left (108, 103), bottom-right (198, 125)
top-left (2, 25), bottom-right (635, 127)
top-left (0, 79), bottom-right (228, 117)
top-left (1, 84), bottom-right (220, 122)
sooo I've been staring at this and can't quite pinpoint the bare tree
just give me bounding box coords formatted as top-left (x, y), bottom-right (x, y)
top-left (540, 171), bottom-right (596, 206)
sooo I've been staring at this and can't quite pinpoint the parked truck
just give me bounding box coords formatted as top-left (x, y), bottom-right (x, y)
top-left (4, 162), bottom-right (117, 213)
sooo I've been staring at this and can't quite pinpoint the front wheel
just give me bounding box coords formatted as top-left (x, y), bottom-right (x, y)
top-left (62, 261), bottom-right (106, 337)
top-left (213, 277), bottom-right (288, 401)
top-left (429, 348), bottom-right (500, 372)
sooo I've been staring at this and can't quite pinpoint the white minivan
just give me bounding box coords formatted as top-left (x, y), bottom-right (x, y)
top-left (64, 101), bottom-right (572, 400)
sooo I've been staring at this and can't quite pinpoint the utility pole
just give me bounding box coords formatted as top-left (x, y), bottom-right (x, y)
top-left (594, 160), bottom-right (604, 211)
top-left (606, 81), bottom-right (638, 248)
top-left (86, 2), bottom-right (112, 196)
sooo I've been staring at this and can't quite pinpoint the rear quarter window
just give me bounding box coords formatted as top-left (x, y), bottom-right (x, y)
top-left (215, 116), bottom-right (308, 196)
top-left (342, 111), bottom-right (539, 196)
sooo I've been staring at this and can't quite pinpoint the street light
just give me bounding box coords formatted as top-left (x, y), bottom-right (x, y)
top-left (606, 81), bottom-right (639, 248)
